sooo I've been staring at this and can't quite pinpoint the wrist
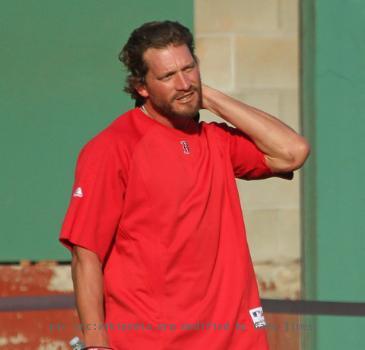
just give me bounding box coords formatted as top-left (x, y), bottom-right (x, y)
top-left (84, 331), bottom-right (109, 348)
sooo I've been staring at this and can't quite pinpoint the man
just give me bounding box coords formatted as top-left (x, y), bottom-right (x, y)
top-left (59, 21), bottom-right (310, 349)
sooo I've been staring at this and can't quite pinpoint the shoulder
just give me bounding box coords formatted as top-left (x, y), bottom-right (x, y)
top-left (79, 109), bottom-right (139, 155)
top-left (201, 120), bottom-right (243, 142)
top-left (204, 120), bottom-right (247, 135)
top-left (77, 108), bottom-right (154, 169)
top-left (79, 125), bottom-right (118, 159)
top-left (202, 120), bottom-right (238, 133)
top-left (75, 112), bottom-right (129, 165)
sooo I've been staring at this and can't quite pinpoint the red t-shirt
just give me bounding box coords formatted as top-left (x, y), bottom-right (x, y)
top-left (59, 108), bottom-right (274, 349)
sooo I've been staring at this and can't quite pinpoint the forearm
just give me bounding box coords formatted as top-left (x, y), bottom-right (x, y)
top-left (203, 86), bottom-right (310, 171)
top-left (71, 248), bottom-right (110, 347)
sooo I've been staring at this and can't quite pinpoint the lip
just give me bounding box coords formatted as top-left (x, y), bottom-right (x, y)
top-left (176, 91), bottom-right (195, 102)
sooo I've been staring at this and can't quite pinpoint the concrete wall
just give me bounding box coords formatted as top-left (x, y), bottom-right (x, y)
top-left (195, 0), bottom-right (301, 299)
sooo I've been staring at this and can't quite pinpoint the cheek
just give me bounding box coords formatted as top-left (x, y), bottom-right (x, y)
top-left (151, 84), bottom-right (175, 101)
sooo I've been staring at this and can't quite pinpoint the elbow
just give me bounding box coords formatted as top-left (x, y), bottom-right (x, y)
top-left (288, 138), bottom-right (311, 171)
top-left (269, 139), bottom-right (311, 174)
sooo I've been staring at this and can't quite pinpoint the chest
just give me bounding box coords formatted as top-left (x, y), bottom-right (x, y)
top-left (121, 132), bottom-right (230, 208)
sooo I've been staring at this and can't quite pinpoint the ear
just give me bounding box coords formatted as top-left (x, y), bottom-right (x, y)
top-left (136, 83), bottom-right (149, 99)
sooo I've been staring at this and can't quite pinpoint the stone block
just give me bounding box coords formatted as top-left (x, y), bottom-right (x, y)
top-left (232, 90), bottom-right (281, 117)
top-left (236, 170), bottom-right (301, 210)
top-left (279, 0), bottom-right (299, 34)
top-left (280, 89), bottom-right (300, 131)
top-left (235, 36), bottom-right (299, 89)
top-left (233, 89), bottom-right (300, 135)
top-left (196, 36), bottom-right (233, 90)
top-left (244, 208), bottom-right (301, 261)
top-left (195, 0), bottom-right (279, 33)
top-left (255, 259), bottom-right (301, 299)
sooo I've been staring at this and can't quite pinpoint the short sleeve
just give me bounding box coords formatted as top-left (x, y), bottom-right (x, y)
top-left (211, 122), bottom-right (274, 180)
top-left (59, 134), bottom-right (125, 265)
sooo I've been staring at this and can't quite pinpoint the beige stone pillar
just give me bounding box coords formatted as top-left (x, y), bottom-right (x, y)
top-left (195, 0), bottom-right (301, 299)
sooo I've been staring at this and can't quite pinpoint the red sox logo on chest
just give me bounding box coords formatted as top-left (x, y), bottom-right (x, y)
top-left (180, 140), bottom-right (190, 155)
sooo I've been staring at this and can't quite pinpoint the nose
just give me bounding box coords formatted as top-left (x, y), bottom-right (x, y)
top-left (175, 71), bottom-right (191, 91)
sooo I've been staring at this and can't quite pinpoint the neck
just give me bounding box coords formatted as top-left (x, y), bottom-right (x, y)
top-left (141, 103), bottom-right (192, 131)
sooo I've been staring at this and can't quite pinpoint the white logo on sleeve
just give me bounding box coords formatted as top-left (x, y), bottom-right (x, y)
top-left (249, 306), bottom-right (266, 328)
top-left (72, 187), bottom-right (83, 198)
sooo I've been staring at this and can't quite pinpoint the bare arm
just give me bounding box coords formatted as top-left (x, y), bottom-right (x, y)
top-left (202, 85), bottom-right (310, 174)
top-left (71, 246), bottom-right (110, 347)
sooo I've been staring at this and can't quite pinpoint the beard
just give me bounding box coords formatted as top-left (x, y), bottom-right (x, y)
top-left (149, 83), bottom-right (202, 121)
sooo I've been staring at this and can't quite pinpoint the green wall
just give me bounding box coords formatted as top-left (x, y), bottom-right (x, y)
top-left (0, 0), bottom-right (193, 261)
top-left (301, 0), bottom-right (365, 348)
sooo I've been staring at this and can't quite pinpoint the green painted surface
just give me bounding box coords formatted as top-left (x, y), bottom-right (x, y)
top-left (300, 0), bottom-right (317, 302)
top-left (302, 0), bottom-right (365, 348)
top-left (300, 0), bottom-right (317, 347)
top-left (315, 0), bottom-right (365, 302)
top-left (316, 316), bottom-right (365, 348)
top-left (0, 0), bottom-right (193, 260)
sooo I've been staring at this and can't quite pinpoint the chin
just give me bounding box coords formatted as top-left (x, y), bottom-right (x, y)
top-left (174, 111), bottom-right (198, 119)
top-left (173, 104), bottom-right (200, 119)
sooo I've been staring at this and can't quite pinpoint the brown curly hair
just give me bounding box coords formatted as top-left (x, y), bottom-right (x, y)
top-left (119, 21), bottom-right (197, 106)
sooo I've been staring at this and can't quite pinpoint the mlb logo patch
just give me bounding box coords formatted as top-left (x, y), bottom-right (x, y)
top-left (180, 140), bottom-right (190, 154)
top-left (249, 306), bottom-right (266, 329)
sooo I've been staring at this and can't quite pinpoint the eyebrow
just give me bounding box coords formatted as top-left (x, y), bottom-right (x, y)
top-left (158, 61), bottom-right (196, 80)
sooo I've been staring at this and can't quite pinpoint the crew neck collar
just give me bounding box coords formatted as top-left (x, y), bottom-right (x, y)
top-left (135, 107), bottom-right (201, 138)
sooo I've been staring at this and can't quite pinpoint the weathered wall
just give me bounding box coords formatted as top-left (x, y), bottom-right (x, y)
top-left (0, 262), bottom-right (77, 349)
top-left (0, 263), bottom-right (301, 350)
top-left (195, 0), bottom-right (301, 299)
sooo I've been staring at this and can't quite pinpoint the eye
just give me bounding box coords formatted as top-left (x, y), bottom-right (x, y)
top-left (159, 72), bottom-right (174, 81)
top-left (184, 62), bottom-right (196, 72)
top-left (161, 75), bottom-right (172, 81)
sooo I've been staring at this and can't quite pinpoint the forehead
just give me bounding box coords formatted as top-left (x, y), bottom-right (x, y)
top-left (143, 44), bottom-right (194, 74)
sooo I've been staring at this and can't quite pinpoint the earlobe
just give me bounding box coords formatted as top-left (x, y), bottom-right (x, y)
top-left (136, 84), bottom-right (149, 98)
